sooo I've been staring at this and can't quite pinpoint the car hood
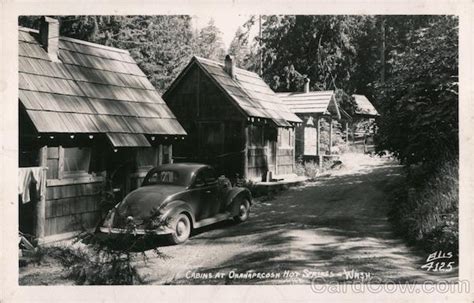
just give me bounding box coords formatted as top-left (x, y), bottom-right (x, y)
top-left (116, 185), bottom-right (186, 221)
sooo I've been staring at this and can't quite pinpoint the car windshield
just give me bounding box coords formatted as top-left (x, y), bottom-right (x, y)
top-left (143, 170), bottom-right (181, 186)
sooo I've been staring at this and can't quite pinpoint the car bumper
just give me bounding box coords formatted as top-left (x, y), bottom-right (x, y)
top-left (99, 226), bottom-right (173, 235)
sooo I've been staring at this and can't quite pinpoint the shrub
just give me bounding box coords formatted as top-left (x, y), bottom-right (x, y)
top-left (389, 157), bottom-right (458, 257)
top-left (35, 222), bottom-right (166, 285)
top-left (295, 160), bottom-right (320, 180)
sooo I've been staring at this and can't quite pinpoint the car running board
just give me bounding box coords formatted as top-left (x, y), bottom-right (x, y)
top-left (194, 212), bottom-right (233, 229)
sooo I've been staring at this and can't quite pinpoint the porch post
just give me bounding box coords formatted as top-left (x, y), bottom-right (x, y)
top-left (167, 145), bottom-right (173, 164)
top-left (316, 116), bottom-right (320, 156)
top-left (316, 116), bottom-right (322, 169)
top-left (157, 144), bottom-right (163, 165)
top-left (35, 145), bottom-right (47, 241)
top-left (242, 121), bottom-right (248, 180)
top-left (329, 117), bottom-right (333, 155)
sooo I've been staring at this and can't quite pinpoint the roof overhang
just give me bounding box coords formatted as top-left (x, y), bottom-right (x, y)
top-left (106, 133), bottom-right (151, 147)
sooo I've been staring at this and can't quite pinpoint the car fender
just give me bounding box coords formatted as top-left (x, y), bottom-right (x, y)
top-left (225, 187), bottom-right (252, 216)
top-left (159, 200), bottom-right (195, 228)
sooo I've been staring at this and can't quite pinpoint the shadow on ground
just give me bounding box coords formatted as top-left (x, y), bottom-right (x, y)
top-left (141, 158), bottom-right (458, 285)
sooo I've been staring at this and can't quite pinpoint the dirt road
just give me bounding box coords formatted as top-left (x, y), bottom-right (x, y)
top-left (138, 154), bottom-right (457, 284)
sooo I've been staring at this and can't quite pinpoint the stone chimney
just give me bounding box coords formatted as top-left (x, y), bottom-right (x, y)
top-left (39, 17), bottom-right (60, 62)
top-left (304, 77), bottom-right (310, 93)
top-left (224, 54), bottom-right (235, 79)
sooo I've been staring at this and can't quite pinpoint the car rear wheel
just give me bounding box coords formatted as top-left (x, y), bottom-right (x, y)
top-left (168, 213), bottom-right (191, 244)
top-left (234, 198), bottom-right (250, 223)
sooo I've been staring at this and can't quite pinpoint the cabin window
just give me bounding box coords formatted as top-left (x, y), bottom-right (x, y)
top-left (137, 148), bottom-right (156, 170)
top-left (162, 145), bottom-right (172, 164)
top-left (279, 128), bottom-right (293, 147)
top-left (63, 147), bottom-right (91, 178)
top-left (304, 127), bottom-right (317, 155)
top-left (249, 125), bottom-right (264, 146)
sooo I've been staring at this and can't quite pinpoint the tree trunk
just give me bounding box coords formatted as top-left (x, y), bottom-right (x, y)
top-left (380, 17), bottom-right (386, 83)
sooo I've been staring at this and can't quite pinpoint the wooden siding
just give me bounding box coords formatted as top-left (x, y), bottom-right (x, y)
top-left (276, 147), bottom-right (295, 175)
top-left (44, 179), bottom-right (103, 236)
top-left (46, 147), bottom-right (59, 179)
top-left (164, 60), bottom-right (297, 180)
top-left (166, 66), bottom-right (244, 122)
top-left (164, 65), bottom-right (245, 177)
top-left (165, 56), bottom-right (301, 126)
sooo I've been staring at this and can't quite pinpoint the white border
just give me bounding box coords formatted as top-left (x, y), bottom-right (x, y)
top-left (1, 0), bottom-right (473, 302)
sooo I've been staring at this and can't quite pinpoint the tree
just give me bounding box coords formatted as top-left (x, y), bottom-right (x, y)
top-left (375, 16), bottom-right (458, 166)
top-left (257, 15), bottom-right (364, 93)
top-left (19, 16), bottom-right (196, 92)
top-left (228, 26), bottom-right (259, 72)
top-left (194, 19), bottom-right (226, 62)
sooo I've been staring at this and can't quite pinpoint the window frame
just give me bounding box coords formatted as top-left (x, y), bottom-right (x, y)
top-left (60, 146), bottom-right (92, 179)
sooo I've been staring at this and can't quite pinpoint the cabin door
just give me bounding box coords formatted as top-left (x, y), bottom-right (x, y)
top-left (266, 141), bottom-right (276, 175)
top-left (264, 126), bottom-right (278, 176)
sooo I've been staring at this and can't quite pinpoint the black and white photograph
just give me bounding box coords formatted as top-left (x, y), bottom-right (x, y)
top-left (1, 0), bottom-right (473, 302)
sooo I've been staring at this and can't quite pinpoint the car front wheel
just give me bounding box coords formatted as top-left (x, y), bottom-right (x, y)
top-left (234, 198), bottom-right (250, 223)
top-left (168, 213), bottom-right (191, 244)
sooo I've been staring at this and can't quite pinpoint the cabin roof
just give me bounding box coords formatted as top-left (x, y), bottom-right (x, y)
top-left (164, 56), bottom-right (302, 127)
top-left (352, 94), bottom-right (379, 117)
top-left (277, 90), bottom-right (341, 119)
top-left (19, 27), bottom-right (186, 147)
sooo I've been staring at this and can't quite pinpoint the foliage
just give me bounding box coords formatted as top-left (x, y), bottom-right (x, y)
top-left (388, 157), bottom-right (458, 256)
top-left (334, 88), bottom-right (357, 117)
top-left (228, 25), bottom-right (260, 72)
top-left (234, 15), bottom-right (456, 167)
top-left (374, 16), bottom-right (458, 166)
top-left (67, 229), bottom-right (166, 285)
top-left (295, 160), bottom-right (320, 181)
top-left (194, 19), bottom-right (226, 62)
top-left (257, 15), bottom-right (364, 92)
top-left (28, 223), bottom-right (167, 285)
top-left (18, 15), bottom-right (226, 93)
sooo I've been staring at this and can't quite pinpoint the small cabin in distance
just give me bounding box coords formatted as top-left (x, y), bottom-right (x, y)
top-left (350, 94), bottom-right (379, 152)
top-left (163, 55), bottom-right (302, 181)
top-left (278, 83), bottom-right (348, 164)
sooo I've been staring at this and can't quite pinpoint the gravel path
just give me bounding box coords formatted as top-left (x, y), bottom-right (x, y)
top-left (138, 154), bottom-right (457, 285)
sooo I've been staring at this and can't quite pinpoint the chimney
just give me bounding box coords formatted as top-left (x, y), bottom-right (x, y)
top-left (224, 55), bottom-right (235, 79)
top-left (39, 17), bottom-right (60, 62)
top-left (304, 77), bottom-right (310, 93)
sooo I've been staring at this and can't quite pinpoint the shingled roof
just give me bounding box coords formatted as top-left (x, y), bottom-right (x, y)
top-left (277, 90), bottom-right (341, 119)
top-left (164, 56), bottom-right (301, 127)
top-left (352, 94), bottom-right (379, 117)
top-left (19, 25), bottom-right (186, 147)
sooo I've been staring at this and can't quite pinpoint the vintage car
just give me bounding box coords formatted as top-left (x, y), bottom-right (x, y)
top-left (99, 163), bottom-right (251, 244)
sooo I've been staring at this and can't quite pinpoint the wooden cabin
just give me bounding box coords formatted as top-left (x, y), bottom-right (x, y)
top-left (163, 55), bottom-right (302, 181)
top-left (350, 94), bottom-right (379, 152)
top-left (278, 87), bottom-right (349, 163)
top-left (18, 17), bottom-right (186, 243)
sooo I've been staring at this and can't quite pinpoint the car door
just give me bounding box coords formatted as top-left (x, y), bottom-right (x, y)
top-left (202, 168), bottom-right (221, 216)
top-left (192, 168), bottom-right (219, 221)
